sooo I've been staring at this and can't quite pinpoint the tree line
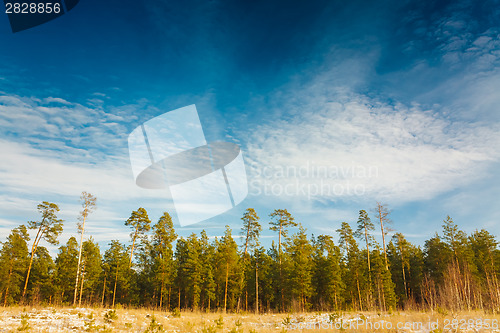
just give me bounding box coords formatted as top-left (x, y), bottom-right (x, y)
top-left (1, 193), bottom-right (499, 314)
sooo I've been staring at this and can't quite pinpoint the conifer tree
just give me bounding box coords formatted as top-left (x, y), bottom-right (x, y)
top-left (174, 238), bottom-right (188, 310)
top-left (22, 202), bottom-right (64, 300)
top-left (355, 210), bottom-right (375, 273)
top-left (200, 230), bottom-right (216, 311)
top-left (373, 202), bottom-right (391, 270)
top-left (387, 233), bottom-right (411, 302)
top-left (151, 212), bottom-right (176, 309)
top-left (216, 226), bottom-right (240, 313)
top-left (185, 234), bottom-right (203, 309)
top-left (103, 240), bottom-right (130, 307)
top-left (78, 238), bottom-right (101, 305)
top-left (73, 192), bottom-right (96, 305)
top-left (54, 237), bottom-right (79, 303)
top-left (0, 225), bottom-right (29, 306)
top-left (29, 246), bottom-right (55, 304)
top-left (337, 222), bottom-right (364, 310)
top-left (286, 226), bottom-right (313, 312)
top-left (125, 208), bottom-right (151, 267)
top-left (252, 246), bottom-right (273, 312)
top-left (371, 246), bottom-right (396, 311)
top-left (424, 233), bottom-right (451, 285)
top-left (240, 208), bottom-right (261, 312)
top-left (469, 229), bottom-right (500, 311)
top-left (312, 235), bottom-right (343, 310)
top-left (269, 209), bottom-right (297, 310)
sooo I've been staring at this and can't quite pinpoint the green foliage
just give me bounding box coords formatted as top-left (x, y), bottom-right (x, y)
top-left (0, 225), bottom-right (29, 305)
top-left (4, 203), bottom-right (500, 314)
top-left (214, 315), bottom-right (224, 329)
top-left (170, 308), bottom-right (181, 318)
top-left (54, 237), bottom-right (78, 302)
top-left (27, 202), bottom-right (64, 246)
top-left (328, 312), bottom-right (340, 323)
top-left (103, 240), bottom-right (132, 306)
top-left (144, 315), bottom-right (164, 333)
top-left (269, 209), bottom-right (298, 251)
top-left (282, 314), bottom-right (292, 326)
top-left (104, 309), bottom-right (118, 323)
top-left (17, 314), bottom-right (30, 331)
top-left (199, 325), bottom-right (217, 333)
top-left (435, 306), bottom-right (448, 316)
top-left (83, 315), bottom-right (98, 332)
top-left (241, 208), bottom-right (262, 255)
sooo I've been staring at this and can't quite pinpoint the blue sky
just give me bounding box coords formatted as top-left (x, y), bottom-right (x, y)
top-left (1, 0), bottom-right (500, 255)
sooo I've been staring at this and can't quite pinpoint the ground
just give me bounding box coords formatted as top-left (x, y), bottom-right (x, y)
top-left (1, 307), bottom-right (500, 332)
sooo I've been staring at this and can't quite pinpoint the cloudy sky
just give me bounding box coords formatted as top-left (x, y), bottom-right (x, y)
top-left (1, 0), bottom-right (500, 254)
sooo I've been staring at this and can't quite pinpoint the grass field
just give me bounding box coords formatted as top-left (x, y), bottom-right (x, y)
top-left (1, 306), bottom-right (500, 332)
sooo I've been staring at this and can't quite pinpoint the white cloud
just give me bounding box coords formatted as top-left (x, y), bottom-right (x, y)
top-left (43, 97), bottom-right (73, 105)
top-left (246, 94), bottom-right (500, 204)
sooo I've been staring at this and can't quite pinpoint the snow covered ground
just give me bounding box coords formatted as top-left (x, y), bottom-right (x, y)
top-left (1, 307), bottom-right (500, 332)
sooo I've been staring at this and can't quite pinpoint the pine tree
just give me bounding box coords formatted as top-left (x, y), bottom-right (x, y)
top-left (216, 226), bottom-right (240, 313)
top-left (78, 238), bottom-right (101, 305)
top-left (269, 209), bottom-right (297, 310)
top-left (387, 233), bottom-right (410, 304)
top-left (286, 226), bottom-right (313, 312)
top-left (29, 246), bottom-right (55, 304)
top-left (469, 229), bottom-right (500, 311)
top-left (200, 230), bottom-right (216, 311)
top-left (371, 246), bottom-right (396, 311)
top-left (22, 202), bottom-right (64, 301)
top-left (151, 212), bottom-right (176, 309)
top-left (355, 210), bottom-right (375, 273)
top-left (185, 234), bottom-right (203, 309)
top-left (125, 208), bottom-right (151, 267)
top-left (174, 238), bottom-right (188, 310)
top-left (136, 231), bottom-right (155, 306)
top-left (337, 222), bottom-right (364, 310)
top-left (373, 202), bottom-right (391, 270)
top-left (441, 216), bottom-right (477, 310)
top-left (73, 192), bottom-right (96, 305)
top-left (54, 237), bottom-right (79, 304)
top-left (311, 235), bottom-right (344, 310)
top-left (251, 246), bottom-right (273, 312)
top-left (0, 225), bottom-right (29, 306)
top-left (103, 240), bottom-right (130, 307)
top-left (240, 208), bottom-right (261, 312)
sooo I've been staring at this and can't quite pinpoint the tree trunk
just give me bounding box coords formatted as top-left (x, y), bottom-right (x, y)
top-left (399, 242), bottom-right (408, 299)
top-left (224, 262), bottom-right (229, 313)
top-left (279, 223), bottom-right (284, 311)
top-left (364, 226), bottom-right (371, 272)
top-left (74, 215), bottom-right (86, 305)
top-left (378, 205), bottom-right (388, 270)
top-left (4, 256), bottom-right (13, 307)
top-left (101, 273), bottom-right (106, 307)
top-left (78, 263), bottom-right (85, 307)
top-left (112, 264), bottom-right (118, 308)
top-left (129, 229), bottom-right (138, 267)
top-left (255, 261), bottom-right (259, 314)
top-left (160, 271), bottom-right (165, 309)
top-left (356, 272), bottom-right (362, 311)
top-left (22, 229), bottom-right (41, 300)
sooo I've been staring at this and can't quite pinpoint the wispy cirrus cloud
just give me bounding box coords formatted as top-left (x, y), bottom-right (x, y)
top-left (245, 89), bottom-right (500, 204)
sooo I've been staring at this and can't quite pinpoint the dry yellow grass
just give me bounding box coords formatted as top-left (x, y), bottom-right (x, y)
top-left (1, 306), bottom-right (500, 332)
